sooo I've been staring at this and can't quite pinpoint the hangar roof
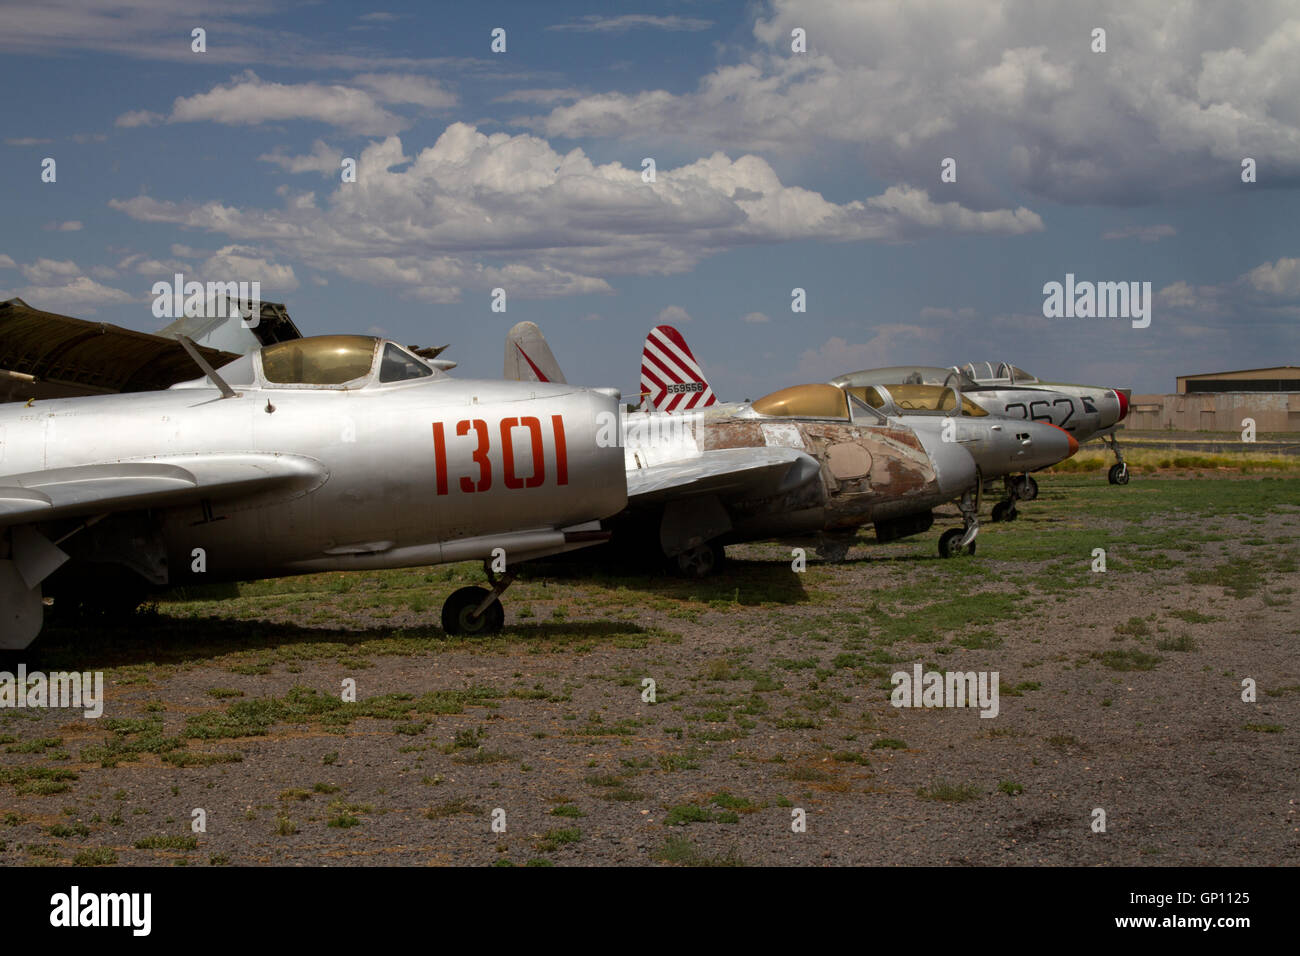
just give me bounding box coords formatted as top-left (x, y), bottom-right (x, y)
top-left (1179, 366), bottom-right (1299, 379)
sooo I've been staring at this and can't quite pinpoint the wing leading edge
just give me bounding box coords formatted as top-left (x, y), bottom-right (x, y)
top-left (625, 446), bottom-right (820, 504)
top-left (0, 454), bottom-right (327, 526)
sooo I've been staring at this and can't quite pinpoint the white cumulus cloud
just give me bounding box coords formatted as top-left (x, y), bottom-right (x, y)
top-left (2, 257), bottom-right (136, 313)
top-left (169, 71), bottom-right (407, 135)
top-left (534, 0), bottom-right (1300, 205)
top-left (110, 124), bottom-right (1038, 303)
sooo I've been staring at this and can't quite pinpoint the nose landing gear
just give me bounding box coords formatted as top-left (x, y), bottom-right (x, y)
top-left (939, 487), bottom-right (980, 557)
top-left (440, 560), bottom-right (515, 636)
top-left (1103, 433), bottom-right (1130, 485)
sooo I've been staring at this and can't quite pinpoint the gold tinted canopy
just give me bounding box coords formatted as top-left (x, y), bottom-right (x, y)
top-left (847, 384), bottom-right (988, 416)
top-left (261, 335), bottom-right (379, 386)
top-left (751, 384), bottom-right (850, 419)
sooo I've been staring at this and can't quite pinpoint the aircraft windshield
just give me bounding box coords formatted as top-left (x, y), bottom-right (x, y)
top-left (379, 343), bottom-right (434, 383)
top-left (751, 384), bottom-right (849, 419)
top-left (261, 336), bottom-right (378, 386)
top-left (846, 391), bottom-right (886, 424)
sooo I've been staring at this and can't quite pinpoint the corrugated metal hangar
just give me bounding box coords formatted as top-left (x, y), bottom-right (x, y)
top-left (1131, 366), bottom-right (1300, 432)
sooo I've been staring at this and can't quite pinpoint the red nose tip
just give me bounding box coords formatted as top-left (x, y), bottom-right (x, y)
top-left (1114, 389), bottom-right (1130, 422)
top-left (1046, 423), bottom-right (1079, 457)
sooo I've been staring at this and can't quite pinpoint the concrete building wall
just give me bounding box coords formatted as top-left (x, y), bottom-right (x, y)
top-left (1129, 392), bottom-right (1300, 432)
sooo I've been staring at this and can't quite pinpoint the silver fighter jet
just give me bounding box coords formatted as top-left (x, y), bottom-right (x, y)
top-left (0, 334), bottom-right (627, 648)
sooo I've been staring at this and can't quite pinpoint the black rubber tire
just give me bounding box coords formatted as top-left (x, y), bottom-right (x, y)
top-left (991, 500), bottom-right (1015, 523)
top-left (1108, 463), bottom-right (1130, 485)
top-left (674, 543), bottom-right (721, 578)
top-left (1022, 476), bottom-right (1039, 500)
top-left (938, 528), bottom-right (977, 558)
top-left (441, 586), bottom-right (505, 636)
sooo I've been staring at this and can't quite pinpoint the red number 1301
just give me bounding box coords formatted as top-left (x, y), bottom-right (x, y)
top-left (431, 415), bottom-right (568, 496)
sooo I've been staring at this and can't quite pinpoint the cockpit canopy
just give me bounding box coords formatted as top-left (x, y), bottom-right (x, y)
top-left (961, 362), bottom-right (1038, 385)
top-left (847, 384), bottom-right (988, 417)
top-left (751, 384), bottom-right (851, 419)
top-left (262, 335), bottom-right (379, 386)
top-left (831, 365), bottom-right (977, 391)
top-left (171, 334), bottom-right (440, 391)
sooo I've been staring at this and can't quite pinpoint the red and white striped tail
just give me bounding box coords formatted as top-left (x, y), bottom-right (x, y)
top-left (640, 324), bottom-right (716, 413)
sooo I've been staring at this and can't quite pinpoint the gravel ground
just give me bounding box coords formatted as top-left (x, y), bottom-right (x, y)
top-left (1, 476), bottom-right (1297, 867)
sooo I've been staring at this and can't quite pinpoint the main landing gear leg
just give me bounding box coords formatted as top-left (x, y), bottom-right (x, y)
top-left (440, 561), bottom-right (515, 636)
top-left (1104, 434), bottom-right (1130, 485)
top-left (939, 488), bottom-right (980, 558)
top-left (991, 473), bottom-right (1039, 522)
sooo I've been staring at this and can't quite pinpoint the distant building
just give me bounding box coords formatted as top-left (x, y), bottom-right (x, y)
top-left (1177, 366), bottom-right (1300, 394)
top-left (1130, 366), bottom-right (1300, 432)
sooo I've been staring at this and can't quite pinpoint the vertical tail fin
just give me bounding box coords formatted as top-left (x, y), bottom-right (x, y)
top-left (640, 324), bottom-right (716, 412)
top-left (504, 321), bottom-right (567, 384)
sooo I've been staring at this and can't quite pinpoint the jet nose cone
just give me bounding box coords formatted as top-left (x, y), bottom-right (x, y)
top-left (1114, 389), bottom-right (1130, 422)
top-left (1046, 423), bottom-right (1078, 457)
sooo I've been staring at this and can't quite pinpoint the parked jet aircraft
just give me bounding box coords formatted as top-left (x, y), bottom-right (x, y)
top-left (629, 327), bottom-right (1078, 555)
top-left (831, 362), bottom-right (1130, 519)
top-left (1, 333), bottom-right (627, 648)
top-left (956, 361), bottom-right (1131, 484)
top-left (505, 323), bottom-right (1076, 566)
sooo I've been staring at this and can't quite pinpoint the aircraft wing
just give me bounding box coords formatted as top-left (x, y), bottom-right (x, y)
top-left (0, 454), bottom-right (327, 526)
top-left (0, 297), bottom-right (302, 402)
top-left (626, 446), bottom-right (821, 505)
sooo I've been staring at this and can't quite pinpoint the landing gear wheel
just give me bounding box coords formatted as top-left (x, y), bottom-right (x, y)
top-left (1108, 463), bottom-right (1130, 485)
top-left (441, 586), bottom-right (505, 636)
top-left (1021, 476), bottom-right (1039, 501)
top-left (991, 500), bottom-right (1017, 523)
top-left (674, 543), bottom-right (723, 578)
top-left (938, 528), bottom-right (976, 558)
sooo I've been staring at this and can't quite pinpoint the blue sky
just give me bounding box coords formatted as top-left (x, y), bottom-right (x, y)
top-left (2, 0), bottom-right (1298, 397)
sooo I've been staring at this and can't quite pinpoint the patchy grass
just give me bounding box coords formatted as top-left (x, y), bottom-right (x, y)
top-left (917, 780), bottom-right (981, 803)
top-left (653, 835), bottom-right (746, 867)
